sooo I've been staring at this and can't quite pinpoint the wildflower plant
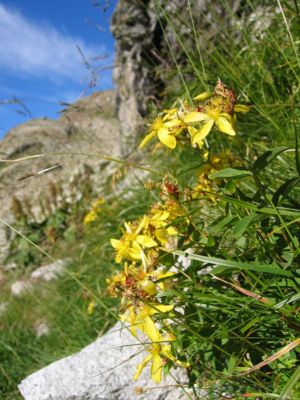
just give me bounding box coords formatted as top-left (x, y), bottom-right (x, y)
top-left (84, 197), bottom-right (105, 225)
top-left (106, 80), bottom-right (300, 397)
top-left (140, 80), bottom-right (250, 150)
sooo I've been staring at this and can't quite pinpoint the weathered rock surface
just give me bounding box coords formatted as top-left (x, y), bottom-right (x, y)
top-left (0, 91), bottom-right (121, 264)
top-left (30, 259), bottom-right (69, 282)
top-left (19, 322), bottom-right (192, 400)
top-left (11, 279), bottom-right (32, 297)
top-left (10, 259), bottom-right (70, 297)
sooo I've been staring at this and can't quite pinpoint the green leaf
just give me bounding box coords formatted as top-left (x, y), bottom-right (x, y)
top-left (233, 213), bottom-right (258, 239)
top-left (241, 317), bottom-right (260, 334)
top-left (279, 365), bottom-right (300, 399)
top-left (272, 177), bottom-right (300, 205)
top-left (209, 168), bottom-right (252, 179)
top-left (209, 215), bottom-right (236, 234)
top-left (215, 195), bottom-right (300, 217)
top-left (253, 146), bottom-right (289, 173)
top-left (173, 250), bottom-right (293, 277)
top-left (227, 356), bottom-right (237, 374)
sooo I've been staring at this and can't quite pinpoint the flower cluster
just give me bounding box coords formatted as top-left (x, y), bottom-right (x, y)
top-left (84, 197), bottom-right (105, 224)
top-left (139, 79), bottom-right (250, 150)
top-left (107, 182), bottom-right (189, 382)
top-left (106, 81), bottom-right (249, 383)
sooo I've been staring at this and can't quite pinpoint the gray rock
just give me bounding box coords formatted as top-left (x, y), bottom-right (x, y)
top-left (34, 320), bottom-right (50, 338)
top-left (30, 259), bottom-right (69, 282)
top-left (0, 301), bottom-right (8, 316)
top-left (11, 279), bottom-right (32, 296)
top-left (18, 322), bottom-right (192, 400)
top-left (3, 261), bottom-right (17, 271)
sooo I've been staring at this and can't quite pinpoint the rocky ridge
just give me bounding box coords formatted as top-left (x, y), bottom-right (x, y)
top-left (0, 90), bottom-right (121, 264)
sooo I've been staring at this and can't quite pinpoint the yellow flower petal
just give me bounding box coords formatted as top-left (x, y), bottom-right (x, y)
top-left (139, 131), bottom-right (157, 148)
top-left (155, 228), bottom-right (169, 244)
top-left (149, 304), bottom-right (174, 314)
top-left (144, 316), bottom-right (161, 342)
top-left (136, 235), bottom-right (157, 248)
top-left (124, 222), bottom-right (132, 233)
top-left (163, 118), bottom-right (181, 128)
top-left (157, 128), bottom-right (176, 149)
top-left (152, 270), bottom-right (176, 280)
top-left (192, 119), bottom-right (214, 144)
top-left (134, 354), bottom-right (152, 380)
top-left (216, 116), bottom-right (236, 136)
top-left (110, 239), bottom-right (120, 249)
top-left (234, 104), bottom-right (251, 113)
top-left (193, 91), bottom-right (212, 101)
top-left (115, 254), bottom-right (122, 264)
top-left (137, 215), bottom-right (149, 232)
top-left (187, 126), bottom-right (197, 138)
top-left (183, 111), bottom-right (209, 123)
top-left (127, 247), bottom-right (142, 260)
top-left (161, 348), bottom-right (189, 367)
top-left (160, 347), bottom-right (176, 362)
top-left (166, 226), bottom-right (178, 236)
top-left (150, 210), bottom-right (169, 225)
top-left (87, 300), bottom-right (95, 315)
top-left (162, 108), bottom-right (178, 120)
top-left (138, 279), bottom-right (157, 296)
top-left (151, 354), bottom-right (164, 383)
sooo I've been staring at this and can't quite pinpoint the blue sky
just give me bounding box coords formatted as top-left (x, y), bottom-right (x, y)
top-left (0, 0), bottom-right (117, 137)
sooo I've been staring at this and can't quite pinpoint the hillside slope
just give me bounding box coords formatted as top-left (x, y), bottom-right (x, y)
top-left (0, 90), bottom-right (121, 263)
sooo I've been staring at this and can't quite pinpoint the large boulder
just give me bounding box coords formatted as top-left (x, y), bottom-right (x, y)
top-left (18, 322), bottom-right (192, 400)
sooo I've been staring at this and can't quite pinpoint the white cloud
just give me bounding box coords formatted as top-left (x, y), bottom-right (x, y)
top-left (0, 3), bottom-right (110, 83)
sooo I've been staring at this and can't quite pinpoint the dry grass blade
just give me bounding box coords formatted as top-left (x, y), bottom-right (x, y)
top-left (240, 338), bottom-right (300, 375)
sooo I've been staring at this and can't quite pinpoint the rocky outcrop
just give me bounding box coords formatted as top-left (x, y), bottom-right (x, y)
top-left (19, 322), bottom-right (193, 400)
top-left (10, 259), bottom-right (69, 297)
top-left (0, 91), bottom-right (121, 264)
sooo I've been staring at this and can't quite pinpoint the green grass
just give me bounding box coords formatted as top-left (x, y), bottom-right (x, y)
top-left (0, 180), bottom-right (154, 399)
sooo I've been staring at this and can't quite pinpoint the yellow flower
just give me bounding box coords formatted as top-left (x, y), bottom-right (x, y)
top-left (147, 208), bottom-right (178, 245)
top-left (139, 109), bottom-right (185, 149)
top-left (87, 299), bottom-right (95, 315)
top-left (134, 342), bottom-right (171, 383)
top-left (106, 263), bottom-right (175, 301)
top-left (193, 91), bottom-right (212, 101)
top-left (134, 333), bottom-right (188, 383)
top-left (121, 303), bottom-right (174, 340)
top-left (110, 238), bottom-right (142, 263)
top-left (184, 81), bottom-right (250, 146)
top-left (188, 126), bottom-right (205, 149)
top-left (110, 216), bottom-right (157, 263)
top-left (84, 211), bottom-right (97, 224)
top-left (184, 109), bottom-right (235, 145)
top-left (84, 197), bottom-right (105, 224)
